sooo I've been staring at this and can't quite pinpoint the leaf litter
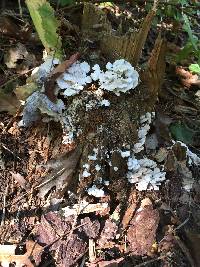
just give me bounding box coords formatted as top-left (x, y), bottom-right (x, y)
top-left (0, 1), bottom-right (200, 267)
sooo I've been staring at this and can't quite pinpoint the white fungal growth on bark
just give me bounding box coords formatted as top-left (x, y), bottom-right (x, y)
top-left (101, 99), bottom-right (110, 107)
top-left (125, 111), bottom-right (166, 190)
top-left (87, 185), bottom-right (105, 198)
top-left (57, 61), bottom-right (92, 96)
top-left (88, 148), bottom-right (98, 161)
top-left (127, 156), bottom-right (166, 191)
top-left (91, 59), bottom-right (139, 95)
top-left (22, 91), bottom-right (65, 126)
top-left (133, 112), bottom-right (155, 153)
top-left (32, 56), bottom-right (60, 82)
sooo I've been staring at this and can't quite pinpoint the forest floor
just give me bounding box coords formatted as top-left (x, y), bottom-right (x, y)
top-left (0, 1), bottom-right (200, 267)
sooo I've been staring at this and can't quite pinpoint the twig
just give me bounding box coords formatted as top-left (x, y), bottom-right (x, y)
top-left (1, 143), bottom-right (22, 161)
top-left (18, 0), bottom-right (23, 18)
top-left (79, 255), bottom-right (86, 267)
top-left (0, 183), bottom-right (8, 226)
top-left (175, 217), bottom-right (190, 231)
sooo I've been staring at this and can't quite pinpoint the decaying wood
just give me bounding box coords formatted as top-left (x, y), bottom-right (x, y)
top-left (82, 2), bottom-right (159, 65)
top-left (101, 8), bottom-right (157, 65)
top-left (141, 33), bottom-right (167, 95)
top-left (36, 2), bottom-right (166, 201)
top-left (81, 2), bottom-right (112, 39)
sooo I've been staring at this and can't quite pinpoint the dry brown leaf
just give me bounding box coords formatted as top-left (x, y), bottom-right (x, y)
top-left (0, 91), bottom-right (20, 115)
top-left (127, 199), bottom-right (159, 255)
top-left (97, 219), bottom-right (118, 248)
top-left (35, 211), bottom-right (87, 266)
top-left (36, 145), bottom-right (82, 198)
top-left (121, 190), bottom-right (137, 230)
top-left (10, 171), bottom-right (31, 192)
top-left (176, 66), bottom-right (200, 88)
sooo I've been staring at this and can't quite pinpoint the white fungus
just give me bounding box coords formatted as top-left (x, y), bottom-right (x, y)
top-left (120, 150), bottom-right (131, 158)
top-left (95, 165), bottom-right (101, 171)
top-left (88, 148), bottom-right (98, 161)
top-left (101, 99), bottom-right (110, 107)
top-left (32, 56), bottom-right (60, 82)
top-left (57, 61), bottom-right (92, 96)
top-left (82, 170), bottom-right (91, 178)
top-left (83, 163), bottom-right (90, 169)
top-left (104, 180), bottom-right (110, 186)
top-left (87, 185), bottom-right (105, 198)
top-left (127, 156), bottom-right (166, 191)
top-left (91, 59), bottom-right (139, 95)
top-left (133, 112), bottom-right (154, 153)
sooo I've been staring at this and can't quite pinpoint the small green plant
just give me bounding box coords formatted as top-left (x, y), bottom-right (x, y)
top-left (26, 0), bottom-right (63, 59)
top-left (177, 13), bottom-right (200, 65)
top-left (147, 0), bottom-right (200, 65)
top-left (189, 63), bottom-right (200, 74)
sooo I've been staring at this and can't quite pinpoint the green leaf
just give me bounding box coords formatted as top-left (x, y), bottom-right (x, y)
top-left (169, 122), bottom-right (195, 145)
top-left (26, 0), bottom-right (62, 59)
top-left (183, 14), bottom-right (198, 51)
top-left (176, 42), bottom-right (194, 62)
top-left (189, 64), bottom-right (200, 74)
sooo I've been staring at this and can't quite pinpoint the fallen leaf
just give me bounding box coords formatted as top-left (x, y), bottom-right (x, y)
top-left (169, 122), bottom-right (195, 145)
top-left (121, 190), bottom-right (137, 230)
top-left (97, 219), bottom-right (118, 248)
top-left (35, 211), bottom-right (87, 267)
top-left (0, 15), bottom-right (35, 42)
top-left (4, 43), bottom-right (36, 73)
top-left (127, 198), bottom-right (159, 255)
top-left (36, 145), bottom-right (82, 198)
top-left (81, 217), bottom-right (100, 238)
top-left (10, 172), bottom-right (31, 192)
top-left (15, 82), bottom-right (38, 101)
top-left (176, 66), bottom-right (200, 88)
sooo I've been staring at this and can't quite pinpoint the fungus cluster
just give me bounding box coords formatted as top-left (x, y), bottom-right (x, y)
top-left (91, 59), bottom-right (139, 95)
